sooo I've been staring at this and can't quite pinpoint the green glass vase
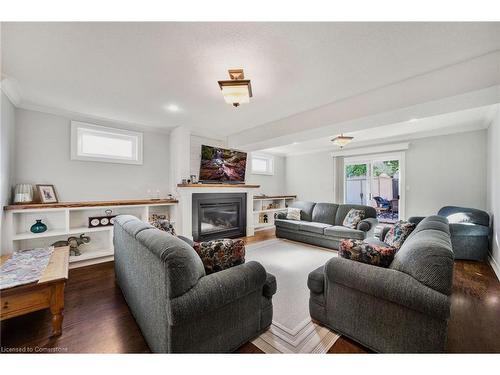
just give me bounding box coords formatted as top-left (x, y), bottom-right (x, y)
top-left (30, 219), bottom-right (47, 234)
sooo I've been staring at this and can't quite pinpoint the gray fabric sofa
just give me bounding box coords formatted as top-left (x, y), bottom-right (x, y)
top-left (409, 206), bottom-right (490, 261)
top-left (113, 215), bottom-right (276, 353)
top-left (275, 201), bottom-right (378, 249)
top-left (308, 215), bottom-right (454, 353)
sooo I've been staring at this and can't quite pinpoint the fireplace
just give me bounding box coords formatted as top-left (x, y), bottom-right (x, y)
top-left (192, 193), bottom-right (246, 241)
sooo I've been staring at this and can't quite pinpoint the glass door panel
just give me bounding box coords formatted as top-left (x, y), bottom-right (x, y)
top-left (344, 162), bottom-right (370, 205)
top-left (371, 159), bottom-right (400, 223)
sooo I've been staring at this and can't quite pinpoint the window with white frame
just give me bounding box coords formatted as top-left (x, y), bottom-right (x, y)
top-left (71, 121), bottom-right (143, 165)
top-left (251, 154), bottom-right (274, 175)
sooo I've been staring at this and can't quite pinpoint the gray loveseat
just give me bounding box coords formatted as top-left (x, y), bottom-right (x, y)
top-left (275, 201), bottom-right (378, 249)
top-left (113, 215), bottom-right (276, 353)
top-left (308, 215), bottom-right (454, 353)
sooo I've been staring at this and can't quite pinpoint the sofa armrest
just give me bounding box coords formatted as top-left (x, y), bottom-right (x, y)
top-left (263, 273), bottom-right (277, 298)
top-left (307, 265), bottom-right (325, 293)
top-left (276, 212), bottom-right (287, 220)
top-left (379, 225), bottom-right (392, 241)
top-left (357, 217), bottom-right (378, 237)
top-left (324, 257), bottom-right (450, 320)
top-left (168, 261), bottom-right (267, 325)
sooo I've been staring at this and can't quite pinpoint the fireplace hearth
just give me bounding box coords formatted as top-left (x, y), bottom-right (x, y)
top-left (192, 193), bottom-right (246, 241)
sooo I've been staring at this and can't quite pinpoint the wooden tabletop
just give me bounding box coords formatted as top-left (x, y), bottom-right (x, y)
top-left (0, 246), bottom-right (69, 286)
top-left (4, 199), bottom-right (178, 210)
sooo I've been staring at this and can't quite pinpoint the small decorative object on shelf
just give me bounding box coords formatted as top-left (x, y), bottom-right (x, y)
top-left (149, 214), bottom-right (175, 235)
top-left (52, 234), bottom-right (91, 257)
top-left (181, 178), bottom-right (187, 184)
top-left (36, 184), bottom-right (59, 204)
top-left (190, 174), bottom-right (198, 184)
top-left (13, 184), bottom-right (34, 204)
top-left (88, 209), bottom-right (117, 228)
top-left (30, 219), bottom-right (47, 234)
top-left (263, 214), bottom-right (268, 223)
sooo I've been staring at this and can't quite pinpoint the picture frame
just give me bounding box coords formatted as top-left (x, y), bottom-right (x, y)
top-left (36, 184), bottom-right (59, 204)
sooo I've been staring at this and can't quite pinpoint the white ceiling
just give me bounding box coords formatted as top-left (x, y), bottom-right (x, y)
top-left (261, 104), bottom-right (499, 155)
top-left (2, 22), bottom-right (500, 138)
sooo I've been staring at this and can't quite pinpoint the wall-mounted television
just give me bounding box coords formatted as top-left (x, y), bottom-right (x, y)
top-left (199, 145), bottom-right (247, 183)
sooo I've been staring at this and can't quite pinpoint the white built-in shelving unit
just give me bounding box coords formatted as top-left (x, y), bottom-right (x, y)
top-left (253, 195), bottom-right (296, 231)
top-left (4, 199), bottom-right (177, 268)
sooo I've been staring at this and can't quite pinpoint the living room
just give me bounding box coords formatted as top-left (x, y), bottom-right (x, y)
top-left (1, 2), bottom-right (500, 373)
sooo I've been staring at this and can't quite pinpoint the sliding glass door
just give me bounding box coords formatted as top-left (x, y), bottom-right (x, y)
top-left (344, 154), bottom-right (403, 223)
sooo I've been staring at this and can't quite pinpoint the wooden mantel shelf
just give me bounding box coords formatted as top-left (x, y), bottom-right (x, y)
top-left (4, 198), bottom-right (178, 211)
top-left (177, 183), bottom-right (260, 188)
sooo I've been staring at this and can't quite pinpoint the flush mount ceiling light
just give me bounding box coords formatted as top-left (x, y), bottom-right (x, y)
top-left (218, 69), bottom-right (252, 107)
top-left (331, 134), bottom-right (354, 149)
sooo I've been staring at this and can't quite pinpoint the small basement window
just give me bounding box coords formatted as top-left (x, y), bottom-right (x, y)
top-left (251, 154), bottom-right (274, 175)
top-left (71, 121), bottom-right (143, 165)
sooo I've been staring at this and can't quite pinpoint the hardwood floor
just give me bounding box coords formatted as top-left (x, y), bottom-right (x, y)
top-left (1, 229), bottom-right (499, 353)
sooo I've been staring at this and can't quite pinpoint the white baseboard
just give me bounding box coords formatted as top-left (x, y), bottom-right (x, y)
top-left (488, 255), bottom-right (500, 281)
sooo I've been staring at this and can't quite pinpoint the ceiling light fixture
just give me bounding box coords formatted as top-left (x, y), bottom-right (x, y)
top-left (218, 69), bottom-right (252, 107)
top-left (166, 104), bottom-right (181, 112)
top-left (331, 134), bottom-right (354, 149)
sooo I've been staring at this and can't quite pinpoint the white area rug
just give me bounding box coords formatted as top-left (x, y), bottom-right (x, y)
top-left (245, 239), bottom-right (340, 353)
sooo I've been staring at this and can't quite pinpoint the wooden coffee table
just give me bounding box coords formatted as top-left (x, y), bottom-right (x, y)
top-left (0, 246), bottom-right (69, 336)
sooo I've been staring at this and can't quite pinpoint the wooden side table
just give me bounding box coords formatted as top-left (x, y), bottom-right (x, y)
top-left (0, 246), bottom-right (69, 336)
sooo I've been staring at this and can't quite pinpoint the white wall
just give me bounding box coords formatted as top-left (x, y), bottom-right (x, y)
top-left (15, 108), bottom-right (171, 201)
top-left (1, 92), bottom-right (16, 253)
top-left (405, 130), bottom-right (487, 217)
top-left (247, 154), bottom-right (287, 196)
top-left (285, 130), bottom-right (488, 216)
top-left (286, 150), bottom-right (335, 202)
top-left (487, 108), bottom-right (500, 278)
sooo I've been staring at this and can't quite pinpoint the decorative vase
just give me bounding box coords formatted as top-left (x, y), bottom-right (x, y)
top-left (30, 220), bottom-right (47, 234)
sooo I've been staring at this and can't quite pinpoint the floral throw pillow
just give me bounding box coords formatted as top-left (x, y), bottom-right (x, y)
top-left (286, 207), bottom-right (301, 221)
top-left (193, 239), bottom-right (245, 274)
top-left (342, 209), bottom-right (365, 229)
top-left (384, 220), bottom-right (416, 249)
top-left (339, 239), bottom-right (397, 268)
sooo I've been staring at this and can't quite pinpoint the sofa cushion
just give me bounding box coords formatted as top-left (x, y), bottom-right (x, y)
top-left (438, 206), bottom-right (490, 227)
top-left (449, 223), bottom-right (490, 237)
top-left (339, 239), bottom-right (397, 268)
top-left (299, 222), bottom-right (332, 235)
top-left (311, 203), bottom-right (338, 225)
top-left (342, 208), bottom-right (365, 229)
top-left (324, 225), bottom-right (365, 240)
top-left (286, 207), bottom-right (301, 221)
top-left (289, 201), bottom-right (316, 221)
top-left (385, 220), bottom-right (416, 249)
top-left (193, 239), bottom-right (245, 275)
top-left (275, 219), bottom-right (302, 231)
top-left (335, 204), bottom-right (377, 225)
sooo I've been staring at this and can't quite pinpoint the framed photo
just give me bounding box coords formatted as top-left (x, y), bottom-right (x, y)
top-left (36, 184), bottom-right (59, 204)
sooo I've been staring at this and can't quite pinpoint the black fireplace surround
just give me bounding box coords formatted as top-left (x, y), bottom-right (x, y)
top-left (192, 193), bottom-right (246, 241)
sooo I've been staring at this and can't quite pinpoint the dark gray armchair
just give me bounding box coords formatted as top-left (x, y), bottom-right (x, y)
top-left (113, 215), bottom-right (276, 353)
top-left (409, 206), bottom-right (490, 261)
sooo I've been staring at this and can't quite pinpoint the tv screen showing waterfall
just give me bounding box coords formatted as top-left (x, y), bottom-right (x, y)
top-left (199, 145), bottom-right (247, 183)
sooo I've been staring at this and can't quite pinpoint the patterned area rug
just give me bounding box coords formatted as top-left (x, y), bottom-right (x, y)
top-left (245, 239), bottom-right (340, 353)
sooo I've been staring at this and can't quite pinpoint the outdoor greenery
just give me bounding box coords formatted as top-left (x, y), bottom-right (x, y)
top-left (346, 160), bottom-right (399, 178)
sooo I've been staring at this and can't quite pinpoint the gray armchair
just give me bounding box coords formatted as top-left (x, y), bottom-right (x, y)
top-left (308, 215), bottom-right (454, 353)
top-left (114, 215), bottom-right (276, 353)
top-left (409, 206), bottom-right (490, 261)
